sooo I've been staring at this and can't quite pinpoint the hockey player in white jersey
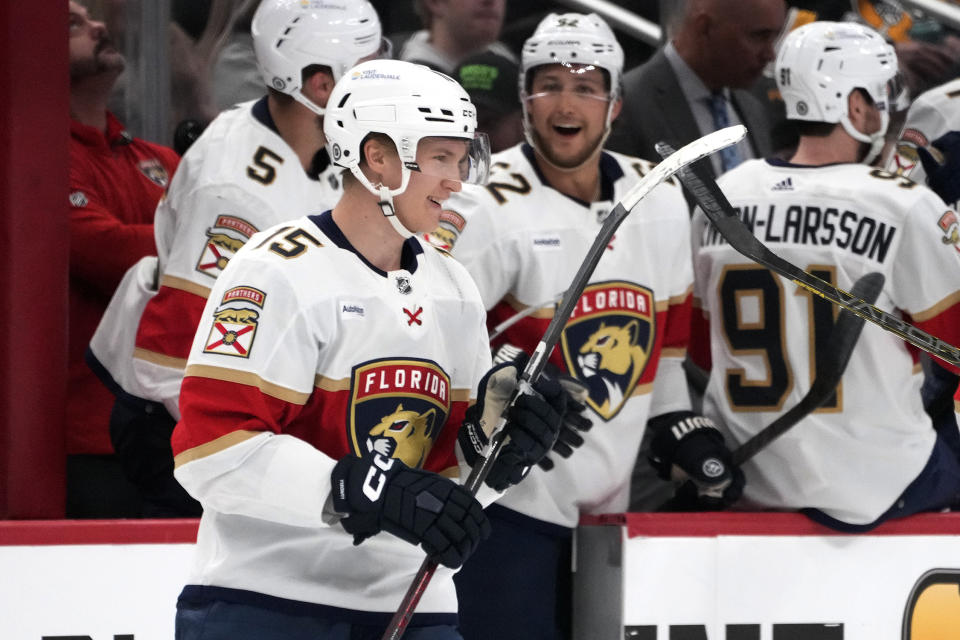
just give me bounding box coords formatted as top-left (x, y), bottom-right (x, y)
top-left (443, 13), bottom-right (744, 639)
top-left (171, 59), bottom-right (566, 639)
top-left (886, 77), bottom-right (960, 427)
top-left (691, 21), bottom-right (960, 531)
top-left (86, 0), bottom-right (391, 516)
top-left (888, 76), bottom-right (960, 210)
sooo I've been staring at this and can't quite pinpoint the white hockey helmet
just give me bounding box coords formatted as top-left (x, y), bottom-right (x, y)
top-left (324, 59), bottom-right (491, 237)
top-left (775, 21), bottom-right (899, 163)
top-left (251, 0), bottom-right (385, 117)
top-left (519, 13), bottom-right (624, 165)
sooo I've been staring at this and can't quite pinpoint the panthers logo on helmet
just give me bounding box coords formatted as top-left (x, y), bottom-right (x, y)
top-left (195, 215), bottom-right (259, 279)
top-left (560, 281), bottom-right (655, 420)
top-left (349, 359), bottom-right (451, 468)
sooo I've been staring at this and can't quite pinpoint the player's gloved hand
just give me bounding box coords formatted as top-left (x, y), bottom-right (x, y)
top-left (331, 453), bottom-right (490, 568)
top-left (916, 131), bottom-right (960, 204)
top-left (490, 343), bottom-right (593, 471)
top-left (648, 411), bottom-right (744, 510)
top-left (458, 358), bottom-right (566, 491)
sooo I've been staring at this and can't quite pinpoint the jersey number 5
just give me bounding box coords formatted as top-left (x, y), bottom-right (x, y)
top-left (247, 146), bottom-right (284, 185)
top-left (719, 264), bottom-right (842, 412)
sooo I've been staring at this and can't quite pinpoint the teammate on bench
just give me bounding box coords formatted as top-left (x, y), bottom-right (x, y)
top-left (440, 13), bottom-right (744, 639)
top-left (690, 21), bottom-right (960, 531)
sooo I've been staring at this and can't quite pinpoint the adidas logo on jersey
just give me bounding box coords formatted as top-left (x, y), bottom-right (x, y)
top-left (770, 177), bottom-right (794, 192)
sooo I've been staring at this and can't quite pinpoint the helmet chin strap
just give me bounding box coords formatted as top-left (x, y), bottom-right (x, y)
top-left (293, 90), bottom-right (326, 117)
top-left (349, 165), bottom-right (417, 239)
top-left (840, 110), bottom-right (888, 165)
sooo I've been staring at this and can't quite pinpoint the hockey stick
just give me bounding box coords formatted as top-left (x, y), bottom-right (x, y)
top-left (658, 271), bottom-right (884, 511)
top-left (731, 271), bottom-right (884, 464)
top-left (380, 125), bottom-right (748, 640)
top-left (488, 291), bottom-right (566, 341)
top-left (653, 142), bottom-right (960, 367)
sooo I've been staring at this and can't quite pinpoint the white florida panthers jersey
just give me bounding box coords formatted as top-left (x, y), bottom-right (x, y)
top-left (172, 212), bottom-right (494, 619)
top-left (443, 143), bottom-right (695, 528)
top-left (89, 97), bottom-right (343, 418)
top-left (887, 77), bottom-right (960, 210)
top-left (692, 157), bottom-right (960, 525)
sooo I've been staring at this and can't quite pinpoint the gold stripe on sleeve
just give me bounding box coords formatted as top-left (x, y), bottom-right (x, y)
top-left (185, 364), bottom-right (312, 405)
top-left (160, 274), bottom-right (212, 298)
top-left (174, 429), bottom-right (263, 468)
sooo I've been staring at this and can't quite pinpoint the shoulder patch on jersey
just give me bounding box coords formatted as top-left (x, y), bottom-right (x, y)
top-left (349, 359), bottom-right (452, 469)
top-left (423, 209), bottom-right (466, 251)
top-left (137, 158), bottom-right (170, 188)
top-left (560, 281), bottom-right (656, 421)
top-left (203, 305), bottom-right (260, 358)
top-left (69, 191), bottom-right (88, 208)
top-left (222, 285), bottom-right (265, 307)
top-left (891, 142), bottom-right (920, 175)
top-left (938, 211), bottom-right (960, 253)
top-left (196, 215), bottom-right (260, 279)
top-left (901, 128), bottom-right (929, 149)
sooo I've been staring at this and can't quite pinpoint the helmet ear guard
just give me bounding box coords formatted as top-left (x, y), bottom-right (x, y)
top-left (324, 60), bottom-right (491, 237)
top-left (775, 21), bottom-right (898, 163)
top-left (251, 0), bottom-right (385, 117)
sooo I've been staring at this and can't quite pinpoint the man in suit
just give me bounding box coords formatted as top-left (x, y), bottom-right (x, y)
top-left (610, 0), bottom-right (787, 183)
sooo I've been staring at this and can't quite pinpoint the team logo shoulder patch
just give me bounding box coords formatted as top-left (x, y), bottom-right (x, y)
top-left (202, 286), bottom-right (265, 358)
top-left (137, 158), bottom-right (170, 188)
top-left (195, 215), bottom-right (259, 279)
top-left (424, 209), bottom-right (466, 251)
top-left (349, 359), bottom-right (451, 469)
top-left (560, 281), bottom-right (656, 420)
top-left (938, 211), bottom-right (960, 253)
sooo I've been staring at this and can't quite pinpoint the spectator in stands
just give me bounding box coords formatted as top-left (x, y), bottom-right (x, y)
top-left (690, 21), bottom-right (960, 532)
top-left (87, 0), bottom-right (389, 517)
top-left (67, 0), bottom-right (180, 517)
top-left (396, 0), bottom-right (516, 75)
top-left (454, 50), bottom-right (523, 153)
top-left (608, 0), bottom-right (786, 180)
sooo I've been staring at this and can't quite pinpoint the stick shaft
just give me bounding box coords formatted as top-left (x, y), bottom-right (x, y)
top-left (676, 159), bottom-right (960, 366)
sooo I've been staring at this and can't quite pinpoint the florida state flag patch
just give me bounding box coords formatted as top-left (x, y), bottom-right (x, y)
top-left (202, 286), bottom-right (266, 358)
top-left (559, 281), bottom-right (655, 421)
top-left (348, 359), bottom-right (451, 469)
top-left (195, 215), bottom-right (259, 279)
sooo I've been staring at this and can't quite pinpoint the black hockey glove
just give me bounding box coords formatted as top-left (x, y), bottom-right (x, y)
top-left (331, 453), bottom-right (490, 568)
top-left (458, 358), bottom-right (566, 491)
top-left (648, 411), bottom-right (744, 510)
top-left (489, 343), bottom-right (593, 471)
top-left (916, 131), bottom-right (960, 205)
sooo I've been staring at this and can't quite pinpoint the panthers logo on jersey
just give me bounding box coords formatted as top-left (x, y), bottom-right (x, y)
top-left (349, 359), bottom-right (451, 468)
top-left (939, 211), bottom-right (960, 253)
top-left (560, 281), bottom-right (655, 420)
top-left (195, 215), bottom-right (259, 279)
top-left (202, 286), bottom-right (266, 358)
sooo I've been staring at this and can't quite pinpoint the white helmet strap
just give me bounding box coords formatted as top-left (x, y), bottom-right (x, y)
top-left (348, 164), bottom-right (416, 239)
top-left (840, 109), bottom-right (888, 165)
